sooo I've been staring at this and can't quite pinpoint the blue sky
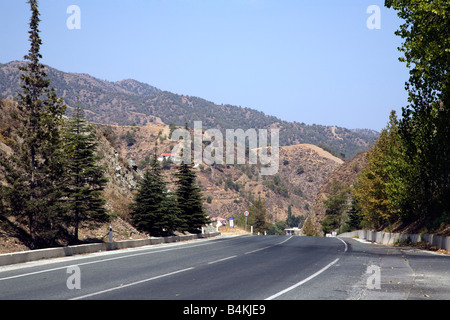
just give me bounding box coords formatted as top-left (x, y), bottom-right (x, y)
top-left (0, 0), bottom-right (409, 131)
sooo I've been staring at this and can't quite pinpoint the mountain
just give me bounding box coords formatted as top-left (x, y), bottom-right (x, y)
top-left (0, 61), bottom-right (378, 159)
top-left (102, 121), bottom-right (345, 222)
top-left (0, 96), bottom-right (344, 224)
top-left (1, 97), bottom-right (345, 251)
top-left (303, 151), bottom-right (368, 236)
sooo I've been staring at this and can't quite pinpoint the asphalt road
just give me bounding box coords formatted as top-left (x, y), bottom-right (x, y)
top-left (0, 235), bottom-right (449, 301)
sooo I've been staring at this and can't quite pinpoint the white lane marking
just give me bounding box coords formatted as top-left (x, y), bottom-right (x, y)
top-left (0, 236), bottom-right (243, 281)
top-left (264, 258), bottom-right (340, 300)
top-left (245, 236), bottom-right (293, 255)
top-left (336, 237), bottom-right (348, 252)
top-left (70, 267), bottom-right (195, 300)
top-left (208, 255), bottom-right (237, 265)
top-left (265, 237), bottom-right (348, 300)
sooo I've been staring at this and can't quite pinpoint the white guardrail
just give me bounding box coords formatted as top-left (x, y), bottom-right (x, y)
top-left (338, 230), bottom-right (450, 252)
top-left (0, 232), bottom-right (221, 267)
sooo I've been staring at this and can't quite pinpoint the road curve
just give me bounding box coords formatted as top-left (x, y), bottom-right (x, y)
top-left (0, 235), bottom-right (449, 300)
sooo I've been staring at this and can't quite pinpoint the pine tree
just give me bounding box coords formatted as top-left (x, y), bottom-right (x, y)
top-left (63, 105), bottom-right (108, 243)
top-left (345, 197), bottom-right (362, 231)
top-left (160, 189), bottom-right (182, 235)
top-left (173, 163), bottom-right (209, 234)
top-left (249, 196), bottom-right (268, 234)
top-left (0, 0), bottom-right (66, 248)
top-left (130, 155), bottom-right (181, 236)
top-left (321, 180), bottom-right (349, 234)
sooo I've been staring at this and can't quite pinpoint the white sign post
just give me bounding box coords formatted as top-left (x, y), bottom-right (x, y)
top-left (244, 211), bottom-right (249, 232)
top-left (108, 226), bottom-right (113, 243)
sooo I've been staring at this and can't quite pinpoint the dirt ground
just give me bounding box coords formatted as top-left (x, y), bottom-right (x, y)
top-left (0, 217), bottom-right (148, 255)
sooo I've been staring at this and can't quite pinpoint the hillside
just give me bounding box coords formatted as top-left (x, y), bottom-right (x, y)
top-left (0, 97), bottom-right (345, 252)
top-left (0, 61), bottom-right (378, 160)
top-left (0, 99), bottom-right (148, 253)
top-left (96, 121), bottom-right (344, 223)
top-left (303, 151), bottom-right (368, 236)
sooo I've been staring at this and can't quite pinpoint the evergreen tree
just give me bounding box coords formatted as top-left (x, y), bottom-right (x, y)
top-left (345, 196), bottom-right (363, 231)
top-left (160, 189), bottom-right (182, 235)
top-left (63, 105), bottom-right (108, 243)
top-left (130, 155), bottom-right (181, 236)
top-left (0, 0), bottom-right (66, 248)
top-left (173, 163), bottom-right (209, 233)
top-left (321, 180), bottom-right (349, 234)
top-left (285, 204), bottom-right (304, 228)
top-left (249, 196), bottom-right (268, 234)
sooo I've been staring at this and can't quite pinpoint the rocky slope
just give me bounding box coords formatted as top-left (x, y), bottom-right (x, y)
top-left (303, 151), bottom-right (368, 236)
top-left (0, 98), bottom-right (345, 253)
top-left (101, 121), bottom-right (344, 223)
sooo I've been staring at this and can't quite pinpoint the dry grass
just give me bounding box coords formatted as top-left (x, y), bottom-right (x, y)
top-left (219, 226), bottom-right (252, 235)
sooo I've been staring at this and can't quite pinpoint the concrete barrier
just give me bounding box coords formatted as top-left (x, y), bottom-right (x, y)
top-left (338, 230), bottom-right (450, 252)
top-left (0, 232), bottom-right (221, 267)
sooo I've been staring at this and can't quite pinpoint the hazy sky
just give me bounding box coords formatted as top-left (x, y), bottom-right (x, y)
top-left (0, 0), bottom-right (410, 131)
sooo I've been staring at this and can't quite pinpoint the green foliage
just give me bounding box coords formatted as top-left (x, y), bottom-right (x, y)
top-left (263, 174), bottom-right (289, 198)
top-left (169, 123), bottom-right (177, 136)
top-left (62, 105), bottom-right (109, 242)
top-left (224, 178), bottom-right (240, 192)
top-left (138, 155), bottom-right (151, 170)
top-left (353, 112), bottom-right (406, 228)
top-left (0, 0), bottom-right (67, 248)
top-left (343, 197), bottom-right (362, 232)
top-left (262, 204), bottom-right (306, 235)
top-left (268, 220), bottom-right (288, 236)
top-left (161, 156), bottom-right (173, 170)
top-left (384, 0), bottom-right (450, 225)
top-left (173, 163), bottom-right (209, 233)
top-left (285, 205), bottom-right (305, 228)
top-left (349, 2), bottom-right (450, 233)
top-left (249, 197), bottom-right (269, 234)
top-left (321, 180), bottom-right (349, 234)
top-left (130, 156), bottom-right (181, 236)
top-left (347, 0), bottom-right (450, 233)
top-left (123, 130), bottom-right (136, 147)
top-left (1, 1), bottom-right (119, 248)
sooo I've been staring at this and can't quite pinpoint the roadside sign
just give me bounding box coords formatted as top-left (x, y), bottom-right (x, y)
top-left (229, 217), bottom-right (234, 228)
top-left (244, 211), bottom-right (249, 232)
